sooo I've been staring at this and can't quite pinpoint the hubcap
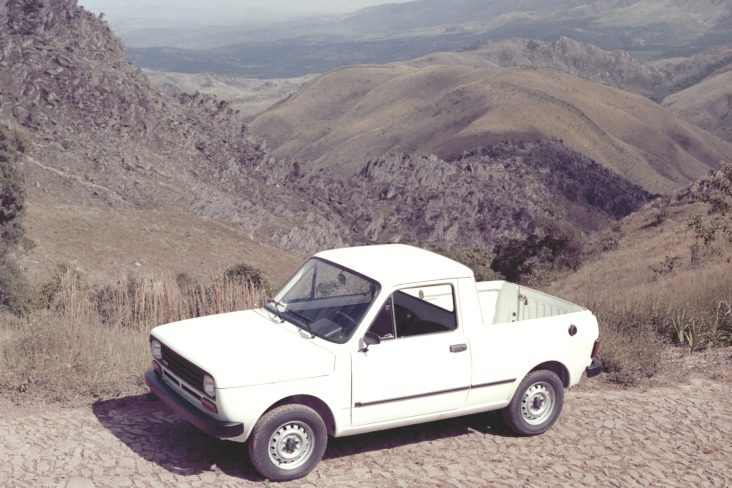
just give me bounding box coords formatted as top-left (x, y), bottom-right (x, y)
top-left (268, 421), bottom-right (314, 470)
top-left (520, 381), bottom-right (555, 425)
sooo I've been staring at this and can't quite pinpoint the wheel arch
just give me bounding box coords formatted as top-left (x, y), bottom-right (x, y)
top-left (530, 361), bottom-right (570, 388)
top-left (267, 395), bottom-right (336, 436)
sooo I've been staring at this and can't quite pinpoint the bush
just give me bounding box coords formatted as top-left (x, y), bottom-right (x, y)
top-left (223, 263), bottom-right (272, 293)
top-left (687, 163), bottom-right (732, 247)
top-left (594, 308), bottom-right (665, 386)
top-left (0, 128), bottom-right (26, 255)
top-left (0, 128), bottom-right (28, 315)
top-left (0, 259), bottom-right (31, 315)
top-left (492, 217), bottom-right (583, 282)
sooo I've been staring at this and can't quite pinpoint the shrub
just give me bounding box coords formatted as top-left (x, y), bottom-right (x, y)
top-left (492, 217), bottom-right (583, 282)
top-left (597, 310), bottom-right (664, 387)
top-left (0, 128), bottom-right (29, 314)
top-left (223, 263), bottom-right (272, 293)
top-left (649, 256), bottom-right (681, 275)
top-left (0, 127), bottom-right (26, 255)
top-left (687, 163), bottom-right (732, 247)
top-left (0, 259), bottom-right (31, 315)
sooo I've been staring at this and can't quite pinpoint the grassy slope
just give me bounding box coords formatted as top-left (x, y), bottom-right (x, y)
top-left (548, 200), bottom-right (730, 301)
top-left (663, 71), bottom-right (732, 144)
top-left (251, 64), bottom-right (731, 194)
top-left (546, 194), bottom-right (732, 385)
top-left (21, 197), bottom-right (303, 288)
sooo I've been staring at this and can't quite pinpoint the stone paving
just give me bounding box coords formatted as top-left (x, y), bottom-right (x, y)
top-left (0, 378), bottom-right (730, 487)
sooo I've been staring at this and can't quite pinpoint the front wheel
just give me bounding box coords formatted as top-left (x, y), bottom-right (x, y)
top-left (502, 370), bottom-right (564, 436)
top-left (247, 404), bottom-right (328, 482)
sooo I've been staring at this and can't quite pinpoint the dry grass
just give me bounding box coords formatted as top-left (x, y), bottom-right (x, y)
top-left (584, 264), bottom-right (732, 386)
top-left (548, 194), bottom-right (732, 386)
top-left (663, 70), bottom-right (732, 143)
top-left (21, 199), bottom-right (303, 287)
top-left (0, 269), bottom-right (267, 403)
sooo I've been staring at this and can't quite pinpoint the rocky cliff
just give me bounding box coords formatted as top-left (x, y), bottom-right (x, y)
top-left (0, 0), bottom-right (342, 252)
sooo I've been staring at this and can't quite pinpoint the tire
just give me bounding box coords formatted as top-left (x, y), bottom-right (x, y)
top-left (502, 370), bottom-right (564, 436)
top-left (247, 404), bottom-right (328, 482)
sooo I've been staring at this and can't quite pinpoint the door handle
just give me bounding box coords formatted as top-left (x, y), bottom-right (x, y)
top-left (450, 344), bottom-right (467, 353)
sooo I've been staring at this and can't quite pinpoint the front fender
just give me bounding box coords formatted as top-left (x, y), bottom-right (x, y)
top-left (217, 374), bottom-right (344, 442)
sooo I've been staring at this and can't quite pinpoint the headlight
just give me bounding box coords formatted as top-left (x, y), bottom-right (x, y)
top-left (203, 374), bottom-right (216, 399)
top-left (150, 339), bottom-right (162, 360)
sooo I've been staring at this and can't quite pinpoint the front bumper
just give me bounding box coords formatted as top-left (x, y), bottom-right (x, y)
top-left (586, 357), bottom-right (603, 378)
top-left (145, 369), bottom-right (244, 438)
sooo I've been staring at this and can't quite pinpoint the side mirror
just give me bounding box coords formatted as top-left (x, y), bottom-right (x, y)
top-left (359, 331), bottom-right (381, 352)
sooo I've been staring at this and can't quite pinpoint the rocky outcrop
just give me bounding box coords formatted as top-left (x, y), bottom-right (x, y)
top-left (0, 0), bottom-right (342, 252)
top-left (278, 141), bottom-right (653, 252)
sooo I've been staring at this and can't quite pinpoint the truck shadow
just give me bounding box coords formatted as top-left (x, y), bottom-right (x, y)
top-left (92, 395), bottom-right (511, 482)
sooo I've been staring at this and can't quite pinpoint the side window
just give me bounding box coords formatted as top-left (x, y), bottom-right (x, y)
top-left (367, 284), bottom-right (457, 340)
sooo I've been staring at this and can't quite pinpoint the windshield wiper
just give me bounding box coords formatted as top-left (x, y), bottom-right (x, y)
top-left (287, 309), bottom-right (316, 339)
top-left (265, 299), bottom-right (316, 338)
top-left (265, 299), bottom-right (285, 323)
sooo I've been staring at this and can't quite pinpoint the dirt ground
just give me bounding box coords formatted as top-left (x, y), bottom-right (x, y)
top-left (0, 353), bottom-right (730, 488)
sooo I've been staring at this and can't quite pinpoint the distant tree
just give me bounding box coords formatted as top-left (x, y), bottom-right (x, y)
top-left (0, 128), bottom-right (26, 253)
top-left (0, 127), bottom-right (30, 314)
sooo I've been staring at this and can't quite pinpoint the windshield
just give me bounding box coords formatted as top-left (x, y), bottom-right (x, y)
top-left (267, 258), bottom-right (380, 344)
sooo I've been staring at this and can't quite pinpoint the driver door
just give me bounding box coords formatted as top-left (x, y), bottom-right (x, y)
top-left (351, 283), bottom-right (471, 426)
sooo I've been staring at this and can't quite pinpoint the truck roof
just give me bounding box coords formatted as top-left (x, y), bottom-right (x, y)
top-left (315, 244), bottom-right (474, 287)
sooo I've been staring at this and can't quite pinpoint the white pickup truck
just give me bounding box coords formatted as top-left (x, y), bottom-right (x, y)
top-left (146, 244), bottom-right (602, 481)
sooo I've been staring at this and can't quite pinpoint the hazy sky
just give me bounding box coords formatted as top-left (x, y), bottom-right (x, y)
top-left (79, 0), bottom-right (416, 25)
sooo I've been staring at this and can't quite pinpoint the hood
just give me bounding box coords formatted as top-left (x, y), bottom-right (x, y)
top-left (151, 309), bottom-right (335, 388)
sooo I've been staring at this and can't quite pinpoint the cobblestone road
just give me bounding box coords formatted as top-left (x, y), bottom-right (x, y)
top-left (0, 378), bottom-right (730, 487)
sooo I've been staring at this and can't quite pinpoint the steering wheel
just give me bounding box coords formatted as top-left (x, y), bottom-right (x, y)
top-left (334, 311), bottom-right (358, 330)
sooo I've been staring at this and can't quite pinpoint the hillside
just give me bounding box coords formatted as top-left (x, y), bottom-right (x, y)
top-left (408, 38), bottom-right (732, 143)
top-left (547, 163), bottom-right (732, 333)
top-left (0, 0), bottom-right (327, 282)
top-left (663, 71), bottom-right (732, 144)
top-left (4, 0), bottom-right (729, 292)
top-left (251, 63), bottom-right (731, 194)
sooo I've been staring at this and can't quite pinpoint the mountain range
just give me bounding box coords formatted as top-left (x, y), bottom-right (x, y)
top-left (2, 0), bottom-right (731, 287)
top-left (125, 0), bottom-right (732, 77)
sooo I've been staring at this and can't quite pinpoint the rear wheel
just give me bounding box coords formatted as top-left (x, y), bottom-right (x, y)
top-left (248, 404), bottom-right (327, 482)
top-left (502, 370), bottom-right (564, 436)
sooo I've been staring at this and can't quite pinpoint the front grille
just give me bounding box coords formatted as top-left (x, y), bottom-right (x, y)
top-left (161, 343), bottom-right (205, 392)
